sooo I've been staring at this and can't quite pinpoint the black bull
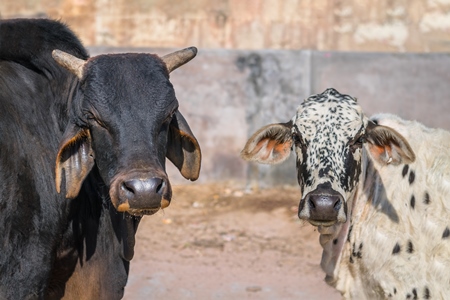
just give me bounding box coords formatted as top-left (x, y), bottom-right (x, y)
top-left (0, 19), bottom-right (201, 299)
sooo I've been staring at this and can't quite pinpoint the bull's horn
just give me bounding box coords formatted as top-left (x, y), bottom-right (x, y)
top-left (52, 50), bottom-right (86, 80)
top-left (161, 47), bottom-right (197, 73)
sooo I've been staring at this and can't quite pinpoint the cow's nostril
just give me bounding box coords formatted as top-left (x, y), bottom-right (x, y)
top-left (121, 180), bottom-right (136, 196)
top-left (155, 180), bottom-right (164, 196)
top-left (120, 178), bottom-right (165, 199)
top-left (334, 199), bottom-right (342, 210)
top-left (308, 197), bottom-right (316, 209)
top-left (117, 176), bottom-right (168, 212)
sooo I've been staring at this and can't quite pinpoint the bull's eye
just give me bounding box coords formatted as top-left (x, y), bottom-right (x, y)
top-left (164, 114), bottom-right (174, 124)
top-left (357, 135), bottom-right (366, 145)
top-left (163, 109), bottom-right (177, 124)
top-left (351, 135), bottom-right (365, 150)
top-left (292, 133), bottom-right (306, 149)
top-left (84, 112), bottom-right (107, 129)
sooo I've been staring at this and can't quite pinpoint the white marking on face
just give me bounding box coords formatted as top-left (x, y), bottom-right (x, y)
top-left (292, 88), bottom-right (368, 202)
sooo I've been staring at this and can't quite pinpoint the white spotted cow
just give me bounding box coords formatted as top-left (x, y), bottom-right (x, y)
top-left (241, 88), bottom-right (450, 299)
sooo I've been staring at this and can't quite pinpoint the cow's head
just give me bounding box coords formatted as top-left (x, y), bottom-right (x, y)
top-left (241, 88), bottom-right (415, 226)
top-left (52, 48), bottom-right (201, 216)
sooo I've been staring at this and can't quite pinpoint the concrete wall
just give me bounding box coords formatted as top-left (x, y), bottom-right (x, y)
top-left (2, 0), bottom-right (450, 52)
top-left (89, 47), bottom-right (450, 187)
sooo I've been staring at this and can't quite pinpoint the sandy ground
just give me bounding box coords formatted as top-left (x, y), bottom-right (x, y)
top-left (123, 183), bottom-right (341, 300)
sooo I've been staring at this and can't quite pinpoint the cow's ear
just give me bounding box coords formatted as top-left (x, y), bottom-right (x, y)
top-left (365, 122), bottom-right (415, 166)
top-left (166, 111), bottom-right (201, 181)
top-left (55, 125), bottom-right (95, 198)
top-left (241, 122), bottom-right (293, 164)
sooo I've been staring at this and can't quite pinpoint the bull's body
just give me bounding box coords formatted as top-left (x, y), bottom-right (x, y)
top-left (321, 114), bottom-right (450, 299)
top-left (241, 89), bottom-right (450, 299)
top-left (0, 19), bottom-right (200, 299)
top-left (0, 20), bottom-right (98, 298)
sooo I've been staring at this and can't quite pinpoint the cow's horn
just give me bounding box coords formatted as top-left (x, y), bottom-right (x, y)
top-left (161, 47), bottom-right (197, 73)
top-left (52, 50), bottom-right (86, 80)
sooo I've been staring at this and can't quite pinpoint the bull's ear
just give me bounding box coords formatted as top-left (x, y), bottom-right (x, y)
top-left (365, 122), bottom-right (415, 166)
top-left (166, 111), bottom-right (201, 181)
top-left (55, 125), bottom-right (95, 198)
top-left (240, 122), bottom-right (293, 164)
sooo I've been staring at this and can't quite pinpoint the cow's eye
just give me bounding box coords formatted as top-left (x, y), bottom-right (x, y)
top-left (163, 109), bottom-right (177, 124)
top-left (351, 135), bottom-right (365, 148)
top-left (292, 133), bottom-right (306, 148)
top-left (166, 113), bottom-right (174, 123)
top-left (162, 114), bottom-right (174, 128)
top-left (356, 135), bottom-right (366, 145)
top-left (85, 112), bottom-right (107, 129)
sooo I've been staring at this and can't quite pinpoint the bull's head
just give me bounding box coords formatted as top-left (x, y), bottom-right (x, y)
top-left (52, 47), bottom-right (201, 216)
top-left (241, 88), bottom-right (415, 226)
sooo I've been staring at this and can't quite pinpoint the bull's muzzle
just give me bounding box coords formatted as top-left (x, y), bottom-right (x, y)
top-left (111, 173), bottom-right (171, 216)
top-left (298, 184), bottom-right (346, 226)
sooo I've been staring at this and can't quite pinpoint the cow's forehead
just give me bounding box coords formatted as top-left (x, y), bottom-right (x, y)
top-left (293, 88), bottom-right (366, 139)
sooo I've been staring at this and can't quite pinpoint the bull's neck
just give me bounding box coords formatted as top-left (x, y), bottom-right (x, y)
top-left (317, 199), bottom-right (353, 287)
top-left (316, 150), bottom-right (372, 288)
top-left (51, 76), bottom-right (80, 134)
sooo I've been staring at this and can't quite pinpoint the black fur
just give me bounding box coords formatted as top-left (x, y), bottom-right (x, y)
top-left (0, 19), bottom-right (195, 299)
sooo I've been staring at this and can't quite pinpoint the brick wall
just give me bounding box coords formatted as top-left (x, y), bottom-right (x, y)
top-left (2, 0), bottom-right (450, 52)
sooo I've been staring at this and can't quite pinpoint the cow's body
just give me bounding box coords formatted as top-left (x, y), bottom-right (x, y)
top-left (241, 89), bottom-right (450, 299)
top-left (321, 114), bottom-right (450, 299)
top-left (0, 19), bottom-right (200, 299)
top-left (0, 20), bottom-right (85, 298)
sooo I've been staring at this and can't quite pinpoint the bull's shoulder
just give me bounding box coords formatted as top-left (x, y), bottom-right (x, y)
top-left (339, 114), bottom-right (450, 298)
top-left (370, 113), bottom-right (450, 194)
top-left (370, 113), bottom-right (450, 149)
top-left (0, 18), bottom-right (88, 76)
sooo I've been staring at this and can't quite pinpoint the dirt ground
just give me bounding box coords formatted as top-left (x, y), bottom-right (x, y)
top-left (123, 183), bottom-right (341, 300)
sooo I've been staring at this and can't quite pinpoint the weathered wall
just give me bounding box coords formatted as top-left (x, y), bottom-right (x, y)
top-left (88, 47), bottom-right (450, 187)
top-left (2, 0), bottom-right (450, 52)
top-left (2, 2), bottom-right (450, 186)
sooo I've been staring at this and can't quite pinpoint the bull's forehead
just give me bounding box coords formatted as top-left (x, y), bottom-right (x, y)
top-left (292, 88), bottom-right (367, 195)
top-left (83, 53), bottom-right (177, 123)
top-left (293, 88), bottom-right (365, 139)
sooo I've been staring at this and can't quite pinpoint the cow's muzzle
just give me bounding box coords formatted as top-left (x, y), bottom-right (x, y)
top-left (111, 172), bottom-right (171, 216)
top-left (298, 184), bottom-right (346, 226)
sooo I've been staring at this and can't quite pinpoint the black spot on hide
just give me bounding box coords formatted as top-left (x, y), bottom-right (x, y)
top-left (342, 145), bottom-right (362, 192)
top-left (356, 242), bottom-right (363, 258)
top-left (347, 224), bottom-right (353, 242)
top-left (424, 192), bottom-right (431, 205)
top-left (319, 164), bottom-right (332, 178)
top-left (333, 238), bottom-right (338, 245)
top-left (402, 165), bottom-right (409, 177)
top-left (392, 243), bottom-right (401, 254)
top-left (351, 242), bottom-right (363, 259)
top-left (412, 288), bottom-right (418, 299)
top-left (394, 287), bottom-right (397, 294)
top-left (410, 195), bottom-right (415, 209)
top-left (407, 240), bottom-right (414, 253)
top-left (296, 149), bottom-right (311, 193)
top-left (409, 170), bottom-right (415, 185)
top-left (443, 227), bottom-right (450, 239)
top-left (423, 287), bottom-right (430, 299)
top-left (349, 255), bottom-right (354, 263)
top-left (406, 293), bottom-right (411, 299)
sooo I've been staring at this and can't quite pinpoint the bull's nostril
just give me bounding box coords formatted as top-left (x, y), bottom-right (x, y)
top-left (121, 181), bottom-right (135, 195)
top-left (121, 178), bottom-right (165, 197)
top-left (308, 198), bottom-right (316, 209)
top-left (334, 199), bottom-right (342, 211)
top-left (155, 180), bottom-right (164, 195)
